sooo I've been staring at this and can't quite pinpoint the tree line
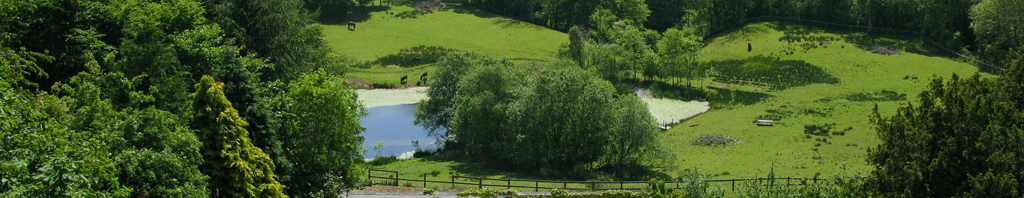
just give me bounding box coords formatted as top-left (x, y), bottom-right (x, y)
top-left (469, 0), bottom-right (1022, 67)
top-left (1, 0), bottom-right (364, 197)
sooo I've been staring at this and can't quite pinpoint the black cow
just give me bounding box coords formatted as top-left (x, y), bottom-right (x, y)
top-left (348, 21), bottom-right (357, 30)
top-left (400, 75), bottom-right (408, 84)
top-left (420, 72), bottom-right (428, 81)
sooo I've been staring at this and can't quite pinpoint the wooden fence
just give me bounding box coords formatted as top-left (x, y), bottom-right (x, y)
top-left (368, 169), bottom-right (858, 192)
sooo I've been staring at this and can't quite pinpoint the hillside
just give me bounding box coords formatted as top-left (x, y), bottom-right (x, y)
top-left (662, 22), bottom-right (988, 178)
top-left (322, 5), bottom-right (567, 62)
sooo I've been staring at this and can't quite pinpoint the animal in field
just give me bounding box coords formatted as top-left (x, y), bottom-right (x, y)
top-left (400, 75), bottom-right (408, 84)
top-left (348, 21), bottom-right (357, 30)
top-left (420, 72), bottom-right (428, 81)
top-left (748, 43), bottom-right (752, 52)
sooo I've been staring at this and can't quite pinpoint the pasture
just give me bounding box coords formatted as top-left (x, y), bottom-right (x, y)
top-left (662, 22), bottom-right (988, 179)
top-left (322, 4), bottom-right (567, 85)
top-left (333, 4), bottom-right (988, 184)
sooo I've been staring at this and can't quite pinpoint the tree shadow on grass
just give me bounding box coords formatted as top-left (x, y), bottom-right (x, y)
top-left (449, 4), bottom-right (504, 18)
top-left (706, 22), bottom-right (773, 44)
top-left (841, 32), bottom-right (943, 57)
top-left (317, 6), bottom-right (391, 25)
top-left (710, 55), bottom-right (840, 90)
top-left (636, 79), bottom-right (771, 109)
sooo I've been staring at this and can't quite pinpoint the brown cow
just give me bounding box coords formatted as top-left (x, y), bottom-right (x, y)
top-left (348, 21), bottom-right (357, 30)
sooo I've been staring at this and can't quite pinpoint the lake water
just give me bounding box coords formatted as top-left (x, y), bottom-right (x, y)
top-left (359, 104), bottom-right (436, 159)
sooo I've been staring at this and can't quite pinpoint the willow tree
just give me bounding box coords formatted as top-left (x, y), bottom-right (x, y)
top-left (188, 75), bottom-right (287, 198)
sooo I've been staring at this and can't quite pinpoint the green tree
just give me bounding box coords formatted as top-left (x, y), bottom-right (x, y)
top-left (971, 0), bottom-right (1024, 65)
top-left (866, 52), bottom-right (1024, 197)
top-left (201, 0), bottom-right (333, 82)
top-left (0, 80), bottom-right (130, 197)
top-left (605, 94), bottom-right (671, 175)
top-left (658, 28), bottom-right (705, 86)
top-left (414, 54), bottom-right (481, 139)
top-left (187, 75), bottom-right (287, 198)
top-left (278, 69), bottom-right (366, 197)
top-left (507, 61), bottom-right (616, 173)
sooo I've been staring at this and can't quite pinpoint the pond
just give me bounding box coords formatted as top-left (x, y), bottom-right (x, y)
top-left (359, 104), bottom-right (437, 160)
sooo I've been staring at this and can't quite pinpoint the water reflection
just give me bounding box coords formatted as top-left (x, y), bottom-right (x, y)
top-left (359, 104), bottom-right (435, 158)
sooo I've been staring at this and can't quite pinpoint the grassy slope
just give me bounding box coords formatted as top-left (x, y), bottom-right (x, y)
top-left (351, 15), bottom-right (987, 184)
top-left (664, 22), bottom-right (987, 179)
top-left (322, 5), bottom-right (567, 85)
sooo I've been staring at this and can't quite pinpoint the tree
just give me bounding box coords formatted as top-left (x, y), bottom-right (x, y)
top-left (415, 54), bottom-right (482, 139)
top-left (0, 80), bottom-right (130, 197)
top-left (201, 0), bottom-right (333, 82)
top-left (505, 61), bottom-right (617, 173)
top-left (187, 75), bottom-right (287, 198)
top-left (277, 69), bottom-right (366, 197)
top-left (971, 0), bottom-right (1024, 65)
top-left (866, 52), bottom-right (1024, 197)
top-left (605, 94), bottom-right (671, 175)
top-left (658, 28), bottom-right (705, 86)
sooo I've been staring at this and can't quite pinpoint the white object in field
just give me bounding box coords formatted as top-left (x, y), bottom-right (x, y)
top-left (756, 120), bottom-right (775, 126)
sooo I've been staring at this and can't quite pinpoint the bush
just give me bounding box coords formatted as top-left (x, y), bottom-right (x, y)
top-left (424, 188), bottom-right (437, 195)
top-left (368, 156), bottom-right (399, 166)
top-left (551, 189), bottom-right (570, 196)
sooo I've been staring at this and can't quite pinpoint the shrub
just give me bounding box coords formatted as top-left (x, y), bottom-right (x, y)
top-left (424, 188), bottom-right (437, 195)
top-left (551, 189), bottom-right (570, 196)
top-left (368, 156), bottom-right (399, 166)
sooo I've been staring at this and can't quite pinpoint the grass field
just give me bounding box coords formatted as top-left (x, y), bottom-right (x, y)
top-left (324, 4), bottom-right (567, 85)
top-left (661, 22), bottom-right (988, 179)
top-left (338, 5), bottom-right (989, 186)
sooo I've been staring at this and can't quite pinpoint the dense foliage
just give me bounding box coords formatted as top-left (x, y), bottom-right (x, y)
top-left (276, 70), bottom-right (367, 197)
top-left (472, 0), bottom-right (1021, 66)
top-left (1, 0), bottom-right (365, 197)
top-left (188, 76), bottom-right (287, 198)
top-left (866, 52), bottom-right (1024, 197)
top-left (415, 54), bottom-right (671, 177)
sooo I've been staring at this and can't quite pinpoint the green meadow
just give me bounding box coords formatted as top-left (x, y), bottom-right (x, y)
top-left (663, 22), bottom-right (987, 179)
top-left (335, 5), bottom-right (986, 183)
top-left (322, 4), bottom-right (567, 85)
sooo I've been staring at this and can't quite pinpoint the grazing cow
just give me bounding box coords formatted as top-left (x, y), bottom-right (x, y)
top-left (348, 21), bottom-right (357, 30)
top-left (420, 72), bottom-right (428, 81)
top-left (412, 57), bottom-right (422, 62)
top-left (400, 75), bottom-right (408, 84)
top-left (747, 43), bottom-right (752, 52)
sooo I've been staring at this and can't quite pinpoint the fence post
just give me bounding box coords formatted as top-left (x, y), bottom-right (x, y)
top-left (424, 174), bottom-right (427, 188)
top-left (563, 181), bottom-right (566, 189)
top-left (479, 177), bottom-right (483, 189)
top-left (368, 169), bottom-right (372, 185)
top-left (394, 171), bottom-right (399, 186)
top-left (535, 180), bottom-right (539, 192)
top-left (452, 176), bottom-right (455, 188)
top-left (620, 181), bottom-right (623, 190)
top-left (731, 180), bottom-right (735, 191)
top-left (591, 181), bottom-right (595, 190)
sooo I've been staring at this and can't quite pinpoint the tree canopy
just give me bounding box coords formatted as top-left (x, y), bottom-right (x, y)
top-left (866, 51), bottom-right (1024, 197)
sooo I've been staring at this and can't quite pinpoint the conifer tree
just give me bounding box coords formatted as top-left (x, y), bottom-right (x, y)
top-left (188, 75), bottom-right (287, 198)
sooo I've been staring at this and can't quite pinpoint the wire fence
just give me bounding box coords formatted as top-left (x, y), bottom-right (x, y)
top-left (368, 169), bottom-right (864, 192)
